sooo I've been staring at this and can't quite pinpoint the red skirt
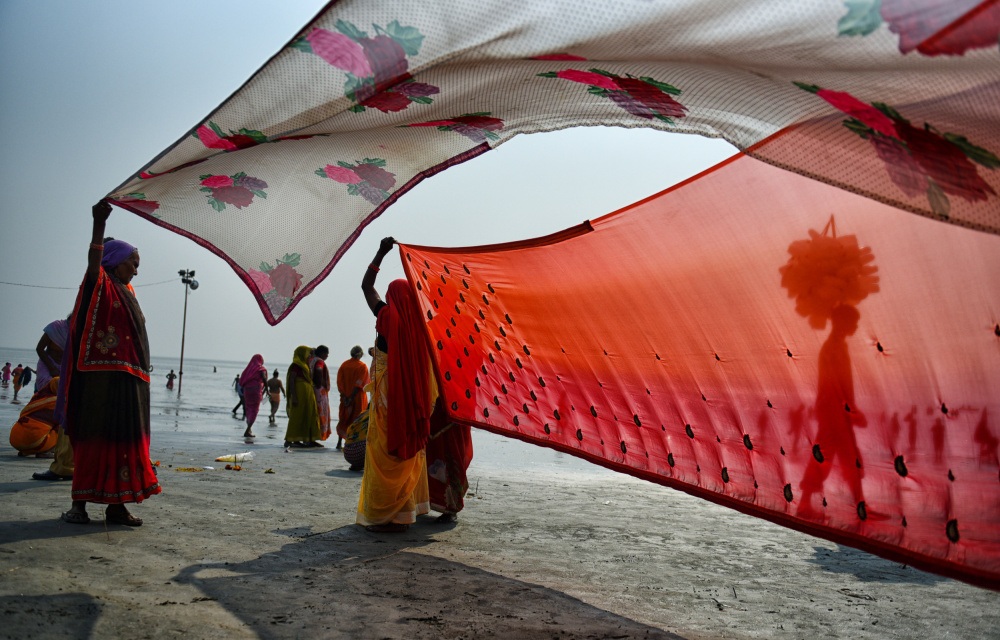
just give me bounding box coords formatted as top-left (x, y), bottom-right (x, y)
top-left (68, 370), bottom-right (160, 504)
top-left (426, 416), bottom-right (473, 515)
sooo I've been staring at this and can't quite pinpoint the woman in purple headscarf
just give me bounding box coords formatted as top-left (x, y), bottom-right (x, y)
top-left (57, 201), bottom-right (160, 526)
top-left (238, 354), bottom-right (268, 438)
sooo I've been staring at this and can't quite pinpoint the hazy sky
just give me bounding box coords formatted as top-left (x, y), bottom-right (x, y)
top-left (0, 1), bottom-right (733, 368)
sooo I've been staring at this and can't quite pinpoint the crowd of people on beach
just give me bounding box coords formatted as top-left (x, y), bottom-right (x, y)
top-left (7, 202), bottom-right (473, 533)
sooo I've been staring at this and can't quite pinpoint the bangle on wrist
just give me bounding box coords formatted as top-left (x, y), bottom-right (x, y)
top-left (368, 263), bottom-right (380, 272)
top-left (90, 243), bottom-right (104, 251)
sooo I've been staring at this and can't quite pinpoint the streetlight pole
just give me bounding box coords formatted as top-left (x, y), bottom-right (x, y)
top-left (177, 269), bottom-right (198, 394)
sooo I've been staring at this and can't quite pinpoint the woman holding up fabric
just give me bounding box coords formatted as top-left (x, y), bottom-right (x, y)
top-left (283, 346), bottom-right (321, 448)
top-left (238, 354), bottom-right (268, 439)
top-left (357, 237), bottom-right (435, 532)
top-left (58, 201), bottom-right (160, 526)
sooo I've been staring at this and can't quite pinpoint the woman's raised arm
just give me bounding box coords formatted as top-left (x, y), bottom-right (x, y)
top-left (87, 201), bottom-right (112, 281)
top-left (362, 236), bottom-right (395, 314)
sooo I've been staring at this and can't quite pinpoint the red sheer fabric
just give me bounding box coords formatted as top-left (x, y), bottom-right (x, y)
top-left (399, 154), bottom-right (1000, 589)
top-left (376, 280), bottom-right (435, 459)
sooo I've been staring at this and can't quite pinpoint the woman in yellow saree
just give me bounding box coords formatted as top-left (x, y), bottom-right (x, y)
top-left (357, 237), bottom-right (435, 532)
top-left (283, 346), bottom-right (321, 448)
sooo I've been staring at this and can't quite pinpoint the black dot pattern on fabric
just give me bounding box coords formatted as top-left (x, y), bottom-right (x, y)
top-left (398, 245), bottom-right (986, 578)
top-left (894, 455), bottom-right (908, 476)
top-left (947, 520), bottom-right (960, 542)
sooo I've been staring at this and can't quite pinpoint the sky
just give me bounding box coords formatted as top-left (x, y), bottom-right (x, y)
top-left (0, 0), bottom-right (734, 368)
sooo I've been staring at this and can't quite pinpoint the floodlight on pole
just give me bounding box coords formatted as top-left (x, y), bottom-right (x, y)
top-left (177, 269), bottom-right (198, 394)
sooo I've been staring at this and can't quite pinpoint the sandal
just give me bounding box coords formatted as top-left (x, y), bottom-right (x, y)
top-left (61, 511), bottom-right (90, 525)
top-left (365, 523), bottom-right (408, 533)
top-left (105, 507), bottom-right (143, 527)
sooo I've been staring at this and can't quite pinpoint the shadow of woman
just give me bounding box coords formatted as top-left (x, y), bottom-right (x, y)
top-left (798, 304), bottom-right (867, 518)
top-left (779, 216), bottom-right (878, 521)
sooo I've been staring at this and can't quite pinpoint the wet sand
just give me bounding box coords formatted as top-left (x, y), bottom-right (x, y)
top-left (1, 386), bottom-right (998, 639)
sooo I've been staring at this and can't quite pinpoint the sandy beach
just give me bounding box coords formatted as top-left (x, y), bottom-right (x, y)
top-left (1, 365), bottom-right (998, 640)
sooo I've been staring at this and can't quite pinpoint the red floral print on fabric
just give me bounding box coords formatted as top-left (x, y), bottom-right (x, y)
top-left (292, 20), bottom-right (438, 113)
top-left (797, 82), bottom-right (999, 215)
top-left (198, 172), bottom-right (268, 211)
top-left (838, 0), bottom-right (1000, 56)
top-left (404, 113), bottom-right (505, 144)
top-left (194, 122), bottom-right (268, 151)
top-left (539, 68), bottom-right (688, 124)
top-left (316, 158), bottom-right (396, 205)
top-left (114, 193), bottom-right (161, 218)
top-left (254, 253), bottom-right (303, 317)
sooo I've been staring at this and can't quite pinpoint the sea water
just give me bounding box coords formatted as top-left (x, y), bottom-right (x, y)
top-left (0, 346), bottom-right (611, 478)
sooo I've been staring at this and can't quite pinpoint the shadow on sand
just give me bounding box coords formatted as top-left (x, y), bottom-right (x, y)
top-left (171, 519), bottom-right (684, 639)
top-left (806, 545), bottom-right (946, 586)
top-left (0, 592), bottom-right (101, 639)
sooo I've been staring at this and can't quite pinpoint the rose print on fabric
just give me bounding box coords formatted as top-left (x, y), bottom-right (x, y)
top-left (194, 121), bottom-right (268, 151)
top-left (315, 158), bottom-right (396, 205)
top-left (538, 68), bottom-right (688, 124)
top-left (253, 253), bottom-right (303, 316)
top-left (291, 19), bottom-right (438, 113)
top-left (838, 0), bottom-right (1000, 56)
top-left (403, 113), bottom-right (505, 144)
top-left (797, 82), bottom-right (999, 216)
top-left (199, 172), bottom-right (269, 211)
top-left (114, 193), bottom-right (161, 218)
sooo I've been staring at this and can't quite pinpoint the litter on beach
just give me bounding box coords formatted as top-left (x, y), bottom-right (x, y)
top-left (214, 452), bottom-right (254, 462)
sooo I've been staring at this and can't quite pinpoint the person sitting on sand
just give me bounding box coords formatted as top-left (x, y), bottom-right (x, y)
top-left (238, 354), bottom-right (268, 438)
top-left (9, 377), bottom-right (60, 458)
top-left (283, 346), bottom-right (321, 448)
top-left (266, 369), bottom-right (284, 423)
top-left (356, 237), bottom-right (434, 533)
top-left (30, 318), bottom-right (75, 481)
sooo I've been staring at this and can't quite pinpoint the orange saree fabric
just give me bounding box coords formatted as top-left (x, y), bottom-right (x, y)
top-left (399, 154), bottom-right (1000, 589)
